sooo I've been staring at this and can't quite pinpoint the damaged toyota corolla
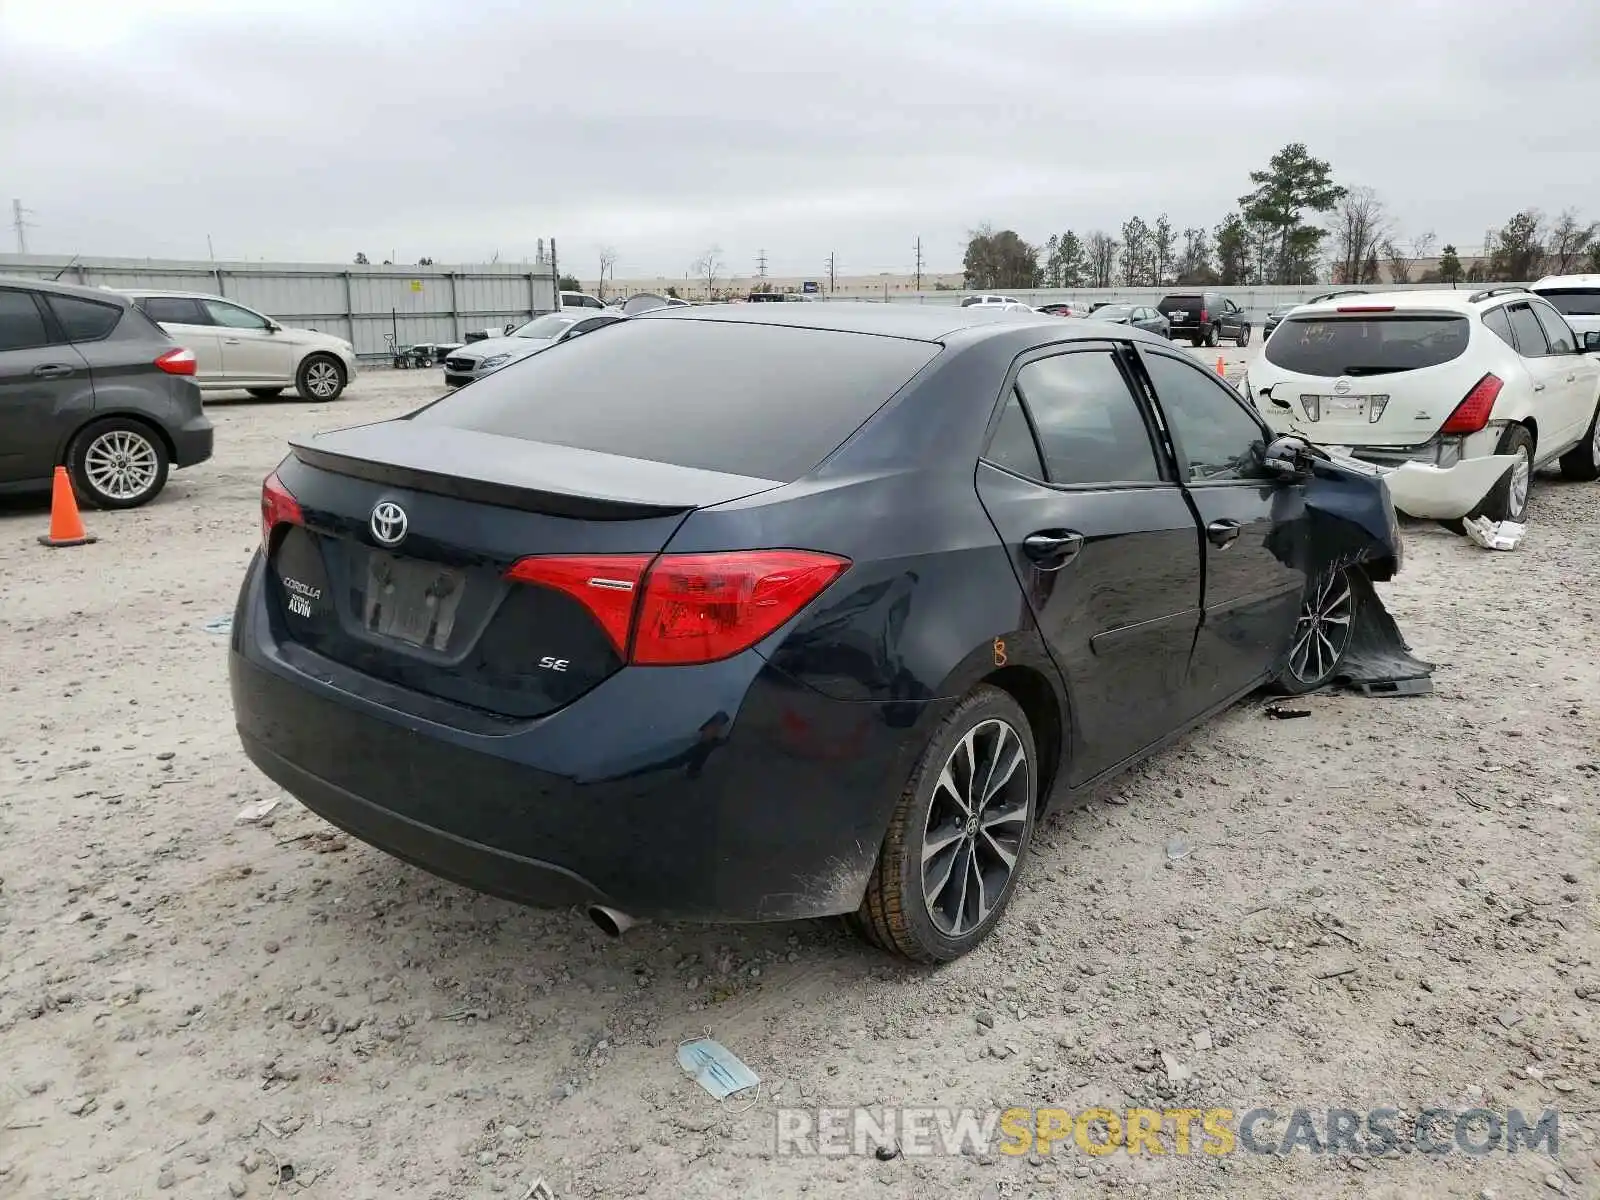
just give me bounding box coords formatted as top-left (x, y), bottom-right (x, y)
top-left (230, 304), bottom-right (1426, 962)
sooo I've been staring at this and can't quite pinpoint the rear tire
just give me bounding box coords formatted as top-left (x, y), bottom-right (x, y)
top-left (1204, 324), bottom-right (1221, 348)
top-left (1559, 403), bottom-right (1600, 482)
top-left (246, 387), bottom-right (283, 399)
top-left (850, 686), bottom-right (1038, 963)
top-left (1236, 325), bottom-right (1252, 348)
top-left (67, 417), bottom-right (170, 510)
top-left (296, 353), bottom-right (346, 402)
top-left (1474, 424), bottom-right (1534, 524)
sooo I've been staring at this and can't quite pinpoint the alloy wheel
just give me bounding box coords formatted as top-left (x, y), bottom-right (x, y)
top-left (305, 360), bottom-right (342, 398)
top-left (921, 719), bottom-right (1030, 938)
top-left (1287, 569), bottom-right (1354, 687)
top-left (83, 429), bottom-right (159, 501)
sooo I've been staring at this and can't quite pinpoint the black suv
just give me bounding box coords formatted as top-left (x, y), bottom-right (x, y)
top-left (1157, 292), bottom-right (1251, 348)
top-left (0, 277), bottom-right (213, 508)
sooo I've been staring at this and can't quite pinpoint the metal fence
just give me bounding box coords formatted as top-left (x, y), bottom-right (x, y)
top-left (0, 254), bottom-right (560, 359)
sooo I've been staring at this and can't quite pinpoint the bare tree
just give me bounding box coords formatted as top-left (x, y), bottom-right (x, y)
top-left (1084, 231), bottom-right (1119, 289)
top-left (1331, 187), bottom-right (1388, 285)
top-left (1546, 209), bottom-right (1598, 274)
top-left (597, 245), bottom-right (618, 299)
top-left (692, 245), bottom-right (724, 299)
top-left (1383, 230), bottom-right (1436, 284)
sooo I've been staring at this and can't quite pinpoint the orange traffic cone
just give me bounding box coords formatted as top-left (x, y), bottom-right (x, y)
top-left (37, 466), bottom-right (97, 548)
top-left (1215, 355), bottom-right (1226, 376)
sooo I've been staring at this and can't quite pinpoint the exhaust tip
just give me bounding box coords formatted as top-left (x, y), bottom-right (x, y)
top-left (587, 905), bottom-right (637, 937)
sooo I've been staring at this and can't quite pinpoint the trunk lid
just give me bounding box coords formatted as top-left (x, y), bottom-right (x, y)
top-left (1260, 312), bottom-right (1474, 444)
top-left (265, 422), bottom-right (781, 719)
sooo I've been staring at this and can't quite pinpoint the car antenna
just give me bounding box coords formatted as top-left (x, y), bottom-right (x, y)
top-left (50, 253), bottom-right (80, 281)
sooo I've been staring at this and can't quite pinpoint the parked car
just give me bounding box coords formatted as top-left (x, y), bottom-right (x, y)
top-left (961, 294), bottom-right (1025, 308)
top-left (1242, 288), bottom-right (1600, 526)
top-left (1034, 302), bottom-right (1087, 318)
top-left (120, 290), bottom-right (356, 402)
top-left (0, 277), bottom-right (213, 508)
top-left (442, 311), bottom-right (627, 386)
top-left (1156, 291), bottom-right (1252, 348)
top-left (1086, 303), bottom-right (1170, 336)
top-left (559, 291), bottom-right (607, 310)
top-left (1530, 274), bottom-right (1600, 341)
top-left (1262, 303), bottom-right (1301, 340)
top-left (233, 301), bottom-right (1409, 962)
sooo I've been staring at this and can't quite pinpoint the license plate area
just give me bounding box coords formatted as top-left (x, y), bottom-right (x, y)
top-left (1302, 393), bottom-right (1375, 420)
top-left (362, 552), bottom-right (465, 651)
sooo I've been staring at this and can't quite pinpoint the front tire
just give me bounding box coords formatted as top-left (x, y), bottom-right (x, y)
top-left (296, 354), bottom-right (347, 402)
top-left (850, 686), bottom-right (1037, 962)
top-left (1272, 565), bottom-right (1360, 695)
top-left (1559, 403), bottom-right (1600, 482)
top-left (67, 417), bottom-right (170, 510)
top-left (1236, 325), bottom-right (1252, 348)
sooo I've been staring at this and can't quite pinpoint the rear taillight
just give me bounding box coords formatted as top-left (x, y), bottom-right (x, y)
top-left (504, 554), bottom-right (651, 655)
top-left (1199, 307), bottom-right (1208, 324)
top-left (260, 470), bottom-right (303, 547)
top-left (155, 347), bottom-right (197, 375)
top-left (1439, 373), bottom-right (1503, 435)
top-left (504, 550), bottom-right (850, 666)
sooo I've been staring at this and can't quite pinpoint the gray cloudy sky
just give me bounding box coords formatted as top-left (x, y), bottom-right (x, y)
top-left (3, 0), bottom-right (1596, 277)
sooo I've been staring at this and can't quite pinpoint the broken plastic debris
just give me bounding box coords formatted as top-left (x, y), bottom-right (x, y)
top-left (1165, 837), bottom-right (1191, 861)
top-left (1463, 517), bottom-right (1525, 551)
top-left (235, 798), bottom-right (281, 823)
top-left (1264, 704), bottom-right (1312, 720)
top-left (677, 1037), bottom-right (759, 1100)
top-left (201, 614), bottom-right (233, 635)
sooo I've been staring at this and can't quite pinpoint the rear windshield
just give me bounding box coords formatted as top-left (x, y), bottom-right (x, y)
top-left (1158, 295), bottom-right (1202, 308)
top-left (409, 317), bottom-right (941, 481)
top-left (1263, 315), bottom-right (1471, 376)
top-left (1535, 288), bottom-right (1600, 317)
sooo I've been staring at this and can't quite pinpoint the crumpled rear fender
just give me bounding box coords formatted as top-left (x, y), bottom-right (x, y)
top-left (1383, 454), bottom-right (1518, 521)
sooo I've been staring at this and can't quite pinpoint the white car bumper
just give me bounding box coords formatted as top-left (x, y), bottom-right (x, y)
top-left (1380, 454), bottom-right (1519, 521)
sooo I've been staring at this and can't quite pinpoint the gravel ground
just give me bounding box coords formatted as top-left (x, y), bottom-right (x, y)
top-left (2, 349), bottom-right (1598, 1200)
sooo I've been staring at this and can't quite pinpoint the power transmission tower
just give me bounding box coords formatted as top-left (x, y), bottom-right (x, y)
top-left (12, 199), bottom-right (36, 254)
top-left (826, 252), bottom-right (836, 293)
top-left (756, 249), bottom-right (768, 279)
top-left (913, 237), bottom-right (924, 291)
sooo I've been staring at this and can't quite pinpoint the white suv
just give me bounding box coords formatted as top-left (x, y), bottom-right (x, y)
top-left (121, 291), bottom-right (358, 402)
top-left (1242, 288), bottom-right (1600, 524)
top-left (1530, 274), bottom-right (1600, 341)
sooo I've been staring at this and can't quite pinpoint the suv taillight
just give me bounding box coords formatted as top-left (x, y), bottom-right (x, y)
top-left (1439, 374), bottom-right (1504, 435)
top-left (155, 347), bottom-right (197, 375)
top-left (260, 470), bottom-right (304, 547)
top-left (505, 550), bottom-right (850, 665)
top-left (1199, 307), bottom-right (1209, 324)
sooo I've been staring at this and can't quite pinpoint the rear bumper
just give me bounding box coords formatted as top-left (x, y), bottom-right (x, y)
top-left (171, 412), bottom-right (214, 469)
top-left (1378, 455), bottom-right (1518, 520)
top-left (228, 553), bottom-right (940, 922)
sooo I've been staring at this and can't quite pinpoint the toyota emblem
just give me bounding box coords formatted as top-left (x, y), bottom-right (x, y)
top-left (370, 501), bottom-right (408, 547)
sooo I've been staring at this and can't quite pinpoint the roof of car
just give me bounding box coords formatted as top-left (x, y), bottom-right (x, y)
top-left (0, 274), bottom-right (135, 304)
top-left (111, 288), bottom-right (225, 300)
top-left (1532, 274), bottom-right (1600, 288)
top-left (1286, 290), bottom-right (1503, 317)
top-left (639, 300), bottom-right (1097, 342)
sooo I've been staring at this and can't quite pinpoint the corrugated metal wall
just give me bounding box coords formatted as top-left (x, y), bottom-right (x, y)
top-left (0, 255), bottom-right (560, 359)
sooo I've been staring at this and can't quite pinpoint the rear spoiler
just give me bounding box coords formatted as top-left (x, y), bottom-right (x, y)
top-left (288, 422), bottom-right (781, 521)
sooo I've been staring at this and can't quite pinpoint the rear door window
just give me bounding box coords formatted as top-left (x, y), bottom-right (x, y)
top-left (1505, 304), bottom-right (1551, 357)
top-left (1013, 351), bottom-right (1162, 485)
top-left (1263, 315), bottom-right (1471, 376)
top-left (983, 391), bottom-right (1046, 480)
top-left (138, 296), bottom-right (210, 325)
top-left (1534, 287), bottom-right (1600, 318)
top-left (45, 294), bottom-right (123, 342)
top-left (1531, 301), bottom-right (1576, 353)
top-left (0, 289), bottom-right (53, 351)
top-left (410, 318), bottom-right (941, 482)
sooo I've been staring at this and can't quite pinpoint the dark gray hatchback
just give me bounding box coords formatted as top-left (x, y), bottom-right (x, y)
top-left (0, 277), bottom-right (213, 508)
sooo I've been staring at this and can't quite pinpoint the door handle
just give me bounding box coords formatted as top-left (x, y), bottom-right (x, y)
top-left (1533, 382), bottom-right (1546, 392)
top-left (1022, 530), bottom-right (1085, 568)
top-left (32, 363), bottom-right (74, 378)
top-left (1567, 375), bottom-right (1577, 383)
top-left (1206, 518), bottom-right (1243, 549)
top-left (224, 338), bottom-right (241, 345)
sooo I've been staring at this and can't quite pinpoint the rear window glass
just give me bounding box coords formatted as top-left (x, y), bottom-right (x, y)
top-left (409, 318), bottom-right (941, 481)
top-left (1158, 295), bottom-right (1202, 309)
top-left (1263, 315), bottom-right (1470, 376)
top-left (1535, 288), bottom-right (1600, 317)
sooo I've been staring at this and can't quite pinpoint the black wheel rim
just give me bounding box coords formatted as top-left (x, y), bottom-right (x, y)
top-left (921, 719), bottom-right (1030, 938)
top-left (1288, 570), bottom-right (1354, 685)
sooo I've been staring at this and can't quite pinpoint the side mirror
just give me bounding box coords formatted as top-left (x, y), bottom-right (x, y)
top-left (1584, 331), bottom-right (1600, 352)
top-left (265, 320), bottom-right (282, 333)
top-left (1260, 434), bottom-right (1315, 480)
